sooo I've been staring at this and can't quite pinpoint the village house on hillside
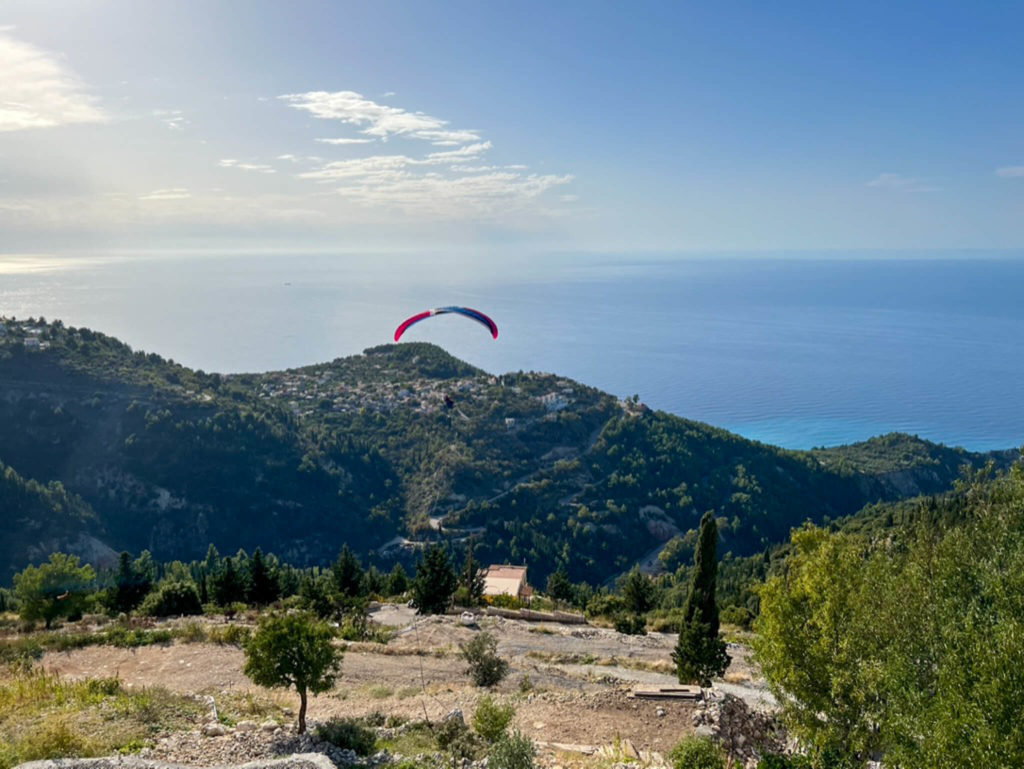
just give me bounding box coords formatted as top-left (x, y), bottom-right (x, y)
top-left (482, 564), bottom-right (533, 602)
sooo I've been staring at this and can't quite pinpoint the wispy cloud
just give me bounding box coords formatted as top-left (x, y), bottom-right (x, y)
top-left (279, 90), bottom-right (480, 145)
top-left (0, 30), bottom-right (107, 131)
top-left (219, 158), bottom-right (276, 174)
top-left (152, 109), bottom-right (187, 131)
top-left (866, 173), bottom-right (939, 192)
top-left (315, 137), bottom-right (375, 145)
top-left (996, 166), bottom-right (1024, 178)
top-left (139, 188), bottom-right (190, 201)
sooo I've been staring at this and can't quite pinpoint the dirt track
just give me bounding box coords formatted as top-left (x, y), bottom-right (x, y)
top-left (34, 608), bottom-right (771, 754)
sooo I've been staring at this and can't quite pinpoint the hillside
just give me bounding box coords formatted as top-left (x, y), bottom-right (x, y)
top-left (0, 316), bottom-right (1017, 584)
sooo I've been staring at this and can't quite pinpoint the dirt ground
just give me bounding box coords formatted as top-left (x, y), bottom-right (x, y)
top-left (32, 607), bottom-right (772, 756)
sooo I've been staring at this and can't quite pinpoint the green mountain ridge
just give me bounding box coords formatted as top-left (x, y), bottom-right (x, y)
top-left (0, 315), bottom-right (1017, 584)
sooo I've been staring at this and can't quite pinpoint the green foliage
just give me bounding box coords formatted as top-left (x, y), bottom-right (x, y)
top-left (461, 631), bottom-right (510, 687)
top-left (585, 592), bottom-right (626, 619)
top-left (487, 730), bottom-right (536, 769)
top-left (544, 567), bottom-right (573, 603)
top-left (14, 553), bottom-right (95, 629)
top-left (243, 611), bottom-right (342, 734)
top-left (386, 563), bottom-right (410, 596)
top-left (621, 567), bottom-right (657, 614)
top-left (668, 736), bottom-right (726, 769)
top-left (138, 580), bottom-right (202, 617)
top-left (434, 717), bottom-right (481, 764)
top-left (719, 605), bottom-right (754, 629)
top-left (614, 613), bottom-right (647, 635)
top-left (462, 543), bottom-right (485, 606)
top-left (472, 695), bottom-right (516, 743)
top-left (210, 557), bottom-right (247, 607)
top-left (315, 717), bottom-right (377, 756)
top-left (756, 755), bottom-right (812, 769)
top-left (246, 548), bottom-right (280, 606)
top-left (755, 465), bottom-right (1024, 768)
top-left (411, 544), bottom-right (457, 615)
top-left (332, 545), bottom-right (366, 599)
top-left (673, 512), bottom-right (729, 686)
top-left (105, 552), bottom-right (153, 615)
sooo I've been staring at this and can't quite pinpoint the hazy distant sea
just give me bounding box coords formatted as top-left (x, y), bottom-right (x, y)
top-left (3, 252), bottom-right (1023, 451)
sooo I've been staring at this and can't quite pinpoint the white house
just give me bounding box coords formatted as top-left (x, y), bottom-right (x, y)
top-left (482, 564), bottom-right (532, 601)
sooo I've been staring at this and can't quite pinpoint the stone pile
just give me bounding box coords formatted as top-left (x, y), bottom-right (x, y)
top-left (690, 690), bottom-right (789, 768)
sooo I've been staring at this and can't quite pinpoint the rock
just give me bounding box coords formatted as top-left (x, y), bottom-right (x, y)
top-left (656, 707), bottom-right (667, 718)
top-left (283, 707), bottom-right (295, 715)
top-left (443, 708), bottom-right (465, 725)
top-left (236, 719), bottom-right (258, 732)
top-left (261, 720), bottom-right (279, 732)
top-left (533, 721), bottom-right (546, 729)
top-left (202, 723), bottom-right (228, 737)
top-left (694, 725), bottom-right (716, 739)
top-left (621, 739), bottom-right (640, 760)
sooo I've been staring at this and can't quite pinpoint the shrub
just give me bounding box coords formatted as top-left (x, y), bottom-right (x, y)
top-left (720, 605), bottom-right (754, 630)
top-left (614, 613), bottom-right (647, 635)
top-left (207, 624), bottom-right (252, 646)
top-left (488, 730), bottom-right (536, 769)
top-left (472, 695), bottom-right (515, 743)
top-left (315, 717), bottom-right (377, 756)
top-left (138, 581), bottom-right (202, 617)
top-left (585, 593), bottom-right (626, 619)
top-left (757, 755), bottom-right (812, 769)
top-left (13, 719), bottom-right (99, 763)
top-left (461, 632), bottom-right (509, 688)
top-left (434, 716), bottom-right (480, 762)
top-left (668, 736), bottom-right (726, 769)
top-left (177, 621), bottom-right (208, 643)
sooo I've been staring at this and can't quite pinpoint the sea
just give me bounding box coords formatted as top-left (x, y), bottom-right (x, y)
top-left (2, 251), bottom-right (1023, 452)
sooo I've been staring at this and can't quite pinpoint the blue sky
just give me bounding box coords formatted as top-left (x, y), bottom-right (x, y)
top-left (1, 0), bottom-right (1023, 257)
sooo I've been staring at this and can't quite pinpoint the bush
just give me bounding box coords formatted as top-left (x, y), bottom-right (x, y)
top-left (668, 736), bottom-right (726, 769)
top-left (614, 613), bottom-right (647, 635)
top-left (472, 695), bottom-right (515, 743)
top-left (585, 593), bottom-right (626, 619)
top-left (315, 717), bottom-right (377, 756)
top-left (461, 632), bottom-right (510, 687)
top-left (757, 755), bottom-right (812, 769)
top-left (720, 605), bottom-right (754, 630)
top-left (488, 730), bottom-right (536, 769)
top-left (138, 581), bottom-right (202, 617)
top-left (434, 716), bottom-right (480, 762)
top-left (207, 624), bottom-right (252, 646)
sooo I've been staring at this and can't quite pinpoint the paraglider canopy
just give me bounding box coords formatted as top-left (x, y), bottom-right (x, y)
top-left (394, 306), bottom-right (498, 342)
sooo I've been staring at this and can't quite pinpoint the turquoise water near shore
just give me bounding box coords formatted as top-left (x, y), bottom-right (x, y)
top-left (2, 253), bottom-right (1023, 451)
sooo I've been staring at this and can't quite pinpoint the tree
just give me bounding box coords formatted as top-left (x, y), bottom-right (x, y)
top-left (621, 566), bottom-right (656, 615)
top-left (672, 512), bottom-right (729, 686)
top-left (14, 553), bottom-right (95, 629)
top-left (106, 551), bottom-right (151, 614)
top-left (299, 573), bottom-right (335, 620)
top-left (247, 548), bottom-right (280, 606)
top-left (462, 541), bottom-right (485, 605)
top-left (210, 556), bottom-right (246, 606)
top-left (461, 631), bottom-right (510, 687)
top-left (411, 544), bottom-right (457, 615)
top-left (387, 562), bottom-right (409, 596)
top-left (331, 545), bottom-right (366, 599)
top-left (243, 612), bottom-right (342, 734)
top-left (545, 567), bottom-right (573, 603)
top-left (139, 579), bottom-right (203, 617)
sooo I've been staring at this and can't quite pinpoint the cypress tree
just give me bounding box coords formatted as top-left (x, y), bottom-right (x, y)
top-left (672, 511), bottom-right (730, 686)
top-left (462, 541), bottom-right (485, 605)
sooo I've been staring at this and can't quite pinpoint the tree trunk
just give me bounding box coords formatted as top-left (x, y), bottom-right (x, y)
top-left (298, 687), bottom-right (307, 734)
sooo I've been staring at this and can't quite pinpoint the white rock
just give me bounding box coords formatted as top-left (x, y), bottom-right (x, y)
top-left (235, 719), bottom-right (258, 732)
top-left (202, 723), bottom-right (228, 737)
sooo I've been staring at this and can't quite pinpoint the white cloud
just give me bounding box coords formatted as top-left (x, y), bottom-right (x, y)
top-left (560, 194), bottom-right (579, 202)
top-left (996, 166), bottom-right (1024, 178)
top-left (279, 90), bottom-right (480, 145)
top-left (219, 158), bottom-right (276, 174)
top-left (866, 173), bottom-right (939, 192)
top-left (152, 109), bottom-right (187, 130)
top-left (0, 31), bottom-right (107, 131)
top-left (139, 188), bottom-right (190, 201)
top-left (315, 137), bottom-right (375, 145)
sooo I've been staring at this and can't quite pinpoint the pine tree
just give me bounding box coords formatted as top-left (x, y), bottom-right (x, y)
top-left (672, 511), bottom-right (730, 686)
top-left (411, 544), bottom-right (457, 615)
top-left (331, 545), bottom-right (366, 599)
top-left (621, 566), bottom-right (656, 615)
top-left (211, 556), bottom-right (246, 606)
top-left (545, 567), bottom-right (574, 604)
top-left (247, 548), bottom-right (280, 606)
top-left (387, 563), bottom-right (409, 596)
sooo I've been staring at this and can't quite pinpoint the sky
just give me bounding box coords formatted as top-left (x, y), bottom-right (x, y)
top-left (1, 0), bottom-right (1023, 257)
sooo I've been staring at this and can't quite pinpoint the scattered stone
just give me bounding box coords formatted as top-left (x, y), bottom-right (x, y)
top-left (655, 707), bottom-right (667, 718)
top-left (235, 720), bottom-right (258, 732)
top-left (202, 722), bottom-right (229, 737)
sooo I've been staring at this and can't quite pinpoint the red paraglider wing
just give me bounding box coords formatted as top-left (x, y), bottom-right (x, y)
top-left (394, 307), bottom-right (498, 341)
